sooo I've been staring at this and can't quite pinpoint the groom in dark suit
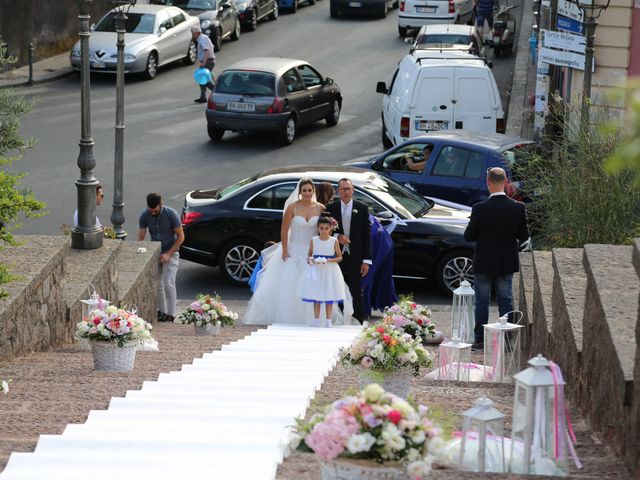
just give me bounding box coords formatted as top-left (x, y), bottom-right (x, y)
top-left (326, 178), bottom-right (372, 324)
top-left (464, 167), bottom-right (529, 350)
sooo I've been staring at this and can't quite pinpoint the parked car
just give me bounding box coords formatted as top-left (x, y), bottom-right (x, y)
top-left (235, 0), bottom-right (278, 30)
top-left (398, 0), bottom-right (473, 36)
top-left (411, 24), bottom-right (484, 56)
top-left (330, 0), bottom-right (397, 18)
top-left (279, 0), bottom-right (315, 13)
top-left (180, 166), bottom-right (475, 294)
top-left (205, 57), bottom-right (342, 145)
top-left (376, 50), bottom-right (504, 148)
top-left (166, 0), bottom-right (240, 51)
top-left (69, 4), bottom-right (199, 79)
top-left (342, 131), bottom-right (536, 206)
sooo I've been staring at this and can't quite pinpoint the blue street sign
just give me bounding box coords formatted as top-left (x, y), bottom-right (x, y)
top-left (556, 15), bottom-right (584, 35)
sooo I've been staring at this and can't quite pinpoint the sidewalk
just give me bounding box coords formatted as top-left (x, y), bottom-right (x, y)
top-left (0, 52), bottom-right (73, 88)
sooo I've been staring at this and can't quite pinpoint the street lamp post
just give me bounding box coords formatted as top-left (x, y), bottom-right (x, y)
top-left (72, 0), bottom-right (103, 250)
top-left (110, 0), bottom-right (136, 240)
top-left (571, 0), bottom-right (611, 133)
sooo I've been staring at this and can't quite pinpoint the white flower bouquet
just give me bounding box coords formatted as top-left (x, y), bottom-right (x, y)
top-left (294, 384), bottom-right (444, 478)
top-left (176, 293), bottom-right (238, 328)
top-left (342, 324), bottom-right (434, 375)
top-left (382, 298), bottom-right (436, 345)
top-left (75, 305), bottom-right (154, 348)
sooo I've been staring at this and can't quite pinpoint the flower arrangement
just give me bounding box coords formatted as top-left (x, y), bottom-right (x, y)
top-left (176, 293), bottom-right (238, 327)
top-left (342, 323), bottom-right (433, 375)
top-left (1, 379), bottom-right (11, 395)
top-left (294, 383), bottom-right (444, 478)
top-left (383, 297), bottom-right (436, 345)
top-left (75, 305), bottom-right (154, 347)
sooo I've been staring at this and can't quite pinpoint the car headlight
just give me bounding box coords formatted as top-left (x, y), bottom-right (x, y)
top-left (124, 54), bottom-right (136, 61)
top-left (201, 19), bottom-right (211, 29)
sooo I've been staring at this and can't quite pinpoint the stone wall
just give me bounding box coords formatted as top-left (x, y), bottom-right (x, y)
top-left (630, 239), bottom-right (640, 477)
top-left (0, 236), bottom-right (68, 362)
top-left (117, 241), bottom-right (160, 325)
top-left (529, 251), bottom-right (553, 358)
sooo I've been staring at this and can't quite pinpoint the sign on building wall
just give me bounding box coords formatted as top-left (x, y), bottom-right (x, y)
top-left (542, 30), bottom-right (586, 53)
top-left (557, 0), bottom-right (584, 21)
top-left (539, 46), bottom-right (594, 71)
top-left (556, 15), bottom-right (584, 34)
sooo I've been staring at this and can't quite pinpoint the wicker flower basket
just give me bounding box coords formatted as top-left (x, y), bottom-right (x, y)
top-left (321, 458), bottom-right (409, 480)
top-left (358, 368), bottom-right (413, 399)
top-left (193, 323), bottom-right (221, 336)
top-left (90, 341), bottom-right (137, 371)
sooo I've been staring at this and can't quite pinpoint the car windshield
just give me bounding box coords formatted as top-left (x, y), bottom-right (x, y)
top-left (416, 34), bottom-right (471, 46)
top-left (361, 175), bottom-right (432, 218)
top-left (166, 0), bottom-right (215, 10)
top-left (215, 71), bottom-right (276, 96)
top-left (216, 175), bottom-right (258, 199)
top-left (95, 12), bottom-right (156, 34)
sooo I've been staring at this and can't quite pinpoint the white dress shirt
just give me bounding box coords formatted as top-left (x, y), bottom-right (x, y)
top-left (489, 191), bottom-right (506, 198)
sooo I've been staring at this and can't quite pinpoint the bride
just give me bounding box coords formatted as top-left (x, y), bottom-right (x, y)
top-left (244, 179), bottom-right (353, 326)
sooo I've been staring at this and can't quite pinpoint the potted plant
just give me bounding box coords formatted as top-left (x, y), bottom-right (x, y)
top-left (294, 383), bottom-right (445, 480)
top-left (75, 305), bottom-right (154, 372)
top-left (176, 293), bottom-right (238, 336)
top-left (342, 324), bottom-right (433, 398)
top-left (382, 298), bottom-right (437, 345)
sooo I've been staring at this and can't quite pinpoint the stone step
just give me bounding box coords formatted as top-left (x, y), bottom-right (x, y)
top-left (582, 244), bottom-right (638, 459)
top-left (550, 248), bottom-right (586, 399)
top-left (530, 250), bottom-right (553, 358)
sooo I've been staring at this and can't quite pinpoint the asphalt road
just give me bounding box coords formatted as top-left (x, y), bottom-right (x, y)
top-left (12, 2), bottom-right (520, 305)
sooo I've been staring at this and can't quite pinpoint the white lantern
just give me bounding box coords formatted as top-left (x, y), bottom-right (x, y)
top-left (458, 396), bottom-right (506, 473)
top-left (450, 280), bottom-right (475, 344)
top-left (80, 289), bottom-right (109, 321)
top-left (436, 337), bottom-right (472, 381)
top-left (510, 355), bottom-right (569, 476)
top-left (483, 315), bottom-right (523, 383)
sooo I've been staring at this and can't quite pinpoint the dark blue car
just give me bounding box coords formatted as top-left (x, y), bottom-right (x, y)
top-left (342, 131), bottom-right (535, 206)
top-left (278, 0), bottom-right (315, 12)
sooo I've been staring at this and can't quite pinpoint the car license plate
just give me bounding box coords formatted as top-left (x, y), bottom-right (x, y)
top-left (349, 2), bottom-right (362, 6)
top-left (227, 102), bottom-right (256, 112)
top-left (416, 6), bottom-right (437, 12)
top-left (415, 120), bottom-right (448, 131)
top-left (91, 61), bottom-right (105, 69)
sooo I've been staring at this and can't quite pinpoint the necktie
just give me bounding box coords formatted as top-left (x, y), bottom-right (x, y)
top-left (342, 203), bottom-right (351, 254)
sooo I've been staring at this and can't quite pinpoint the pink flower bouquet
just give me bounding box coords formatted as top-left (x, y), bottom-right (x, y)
top-left (75, 305), bottom-right (154, 347)
top-left (383, 298), bottom-right (436, 345)
top-left (294, 384), bottom-right (443, 478)
top-left (176, 293), bottom-right (238, 327)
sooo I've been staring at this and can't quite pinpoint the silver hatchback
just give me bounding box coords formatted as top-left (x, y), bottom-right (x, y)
top-left (205, 57), bottom-right (342, 145)
top-left (69, 4), bottom-right (199, 79)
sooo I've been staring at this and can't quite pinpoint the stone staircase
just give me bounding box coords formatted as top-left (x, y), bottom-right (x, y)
top-left (518, 241), bottom-right (640, 477)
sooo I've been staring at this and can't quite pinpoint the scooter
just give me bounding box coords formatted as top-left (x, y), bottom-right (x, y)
top-left (490, 2), bottom-right (517, 57)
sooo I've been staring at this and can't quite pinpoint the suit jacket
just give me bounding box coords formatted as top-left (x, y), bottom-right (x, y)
top-left (464, 194), bottom-right (529, 276)
top-left (326, 200), bottom-right (372, 267)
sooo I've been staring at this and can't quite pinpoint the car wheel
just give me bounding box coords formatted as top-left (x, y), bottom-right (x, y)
top-left (279, 116), bottom-right (296, 145)
top-left (184, 39), bottom-right (197, 65)
top-left (213, 29), bottom-right (222, 52)
top-left (392, 0), bottom-right (399, 7)
top-left (269, 2), bottom-right (279, 19)
top-left (309, 0), bottom-right (316, 5)
top-left (231, 18), bottom-right (241, 40)
top-left (330, 5), bottom-right (339, 16)
top-left (435, 250), bottom-right (474, 294)
top-left (381, 122), bottom-right (393, 149)
top-left (219, 239), bottom-right (261, 286)
top-left (291, 0), bottom-right (298, 12)
top-left (378, 0), bottom-right (388, 18)
top-left (325, 99), bottom-right (340, 126)
top-left (207, 124), bottom-right (225, 141)
top-left (398, 26), bottom-right (407, 37)
top-left (144, 52), bottom-right (158, 80)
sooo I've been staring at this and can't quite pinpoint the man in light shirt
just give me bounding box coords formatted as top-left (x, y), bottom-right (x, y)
top-left (192, 25), bottom-right (216, 103)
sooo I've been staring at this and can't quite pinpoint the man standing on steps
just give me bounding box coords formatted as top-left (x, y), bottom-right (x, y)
top-left (138, 193), bottom-right (184, 323)
top-left (464, 167), bottom-right (529, 350)
top-left (192, 25), bottom-right (215, 104)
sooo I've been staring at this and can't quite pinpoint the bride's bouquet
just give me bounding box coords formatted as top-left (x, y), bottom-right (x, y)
top-left (176, 293), bottom-right (238, 327)
top-left (382, 297), bottom-right (436, 345)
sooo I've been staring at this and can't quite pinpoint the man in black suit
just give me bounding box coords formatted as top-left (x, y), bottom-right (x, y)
top-left (326, 178), bottom-right (372, 324)
top-left (464, 167), bottom-right (529, 349)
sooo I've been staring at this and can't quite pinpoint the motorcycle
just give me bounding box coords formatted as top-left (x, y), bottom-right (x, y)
top-left (490, 2), bottom-right (517, 57)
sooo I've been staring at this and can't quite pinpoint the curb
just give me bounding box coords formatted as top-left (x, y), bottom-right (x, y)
top-left (0, 68), bottom-right (75, 89)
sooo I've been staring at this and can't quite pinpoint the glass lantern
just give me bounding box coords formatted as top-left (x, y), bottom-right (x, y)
top-left (80, 289), bottom-right (109, 321)
top-left (458, 396), bottom-right (506, 473)
top-left (436, 337), bottom-right (472, 381)
top-left (450, 280), bottom-right (475, 344)
top-left (510, 355), bottom-right (569, 476)
top-left (483, 315), bottom-right (524, 383)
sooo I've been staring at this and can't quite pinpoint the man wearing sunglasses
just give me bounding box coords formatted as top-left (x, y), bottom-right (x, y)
top-left (464, 167), bottom-right (529, 351)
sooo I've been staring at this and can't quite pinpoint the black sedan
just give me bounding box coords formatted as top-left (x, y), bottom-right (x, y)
top-left (205, 57), bottom-right (342, 145)
top-left (180, 166), bottom-right (474, 294)
top-left (236, 0), bottom-right (278, 30)
top-left (166, 0), bottom-right (240, 51)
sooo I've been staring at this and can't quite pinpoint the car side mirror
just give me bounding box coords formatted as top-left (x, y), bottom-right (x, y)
top-left (376, 81), bottom-right (388, 94)
top-left (90, 23), bottom-right (96, 31)
top-left (324, 77), bottom-right (334, 85)
top-left (371, 160), bottom-right (382, 171)
top-left (377, 210), bottom-right (394, 220)
top-left (159, 26), bottom-right (167, 35)
top-left (221, 1), bottom-right (231, 8)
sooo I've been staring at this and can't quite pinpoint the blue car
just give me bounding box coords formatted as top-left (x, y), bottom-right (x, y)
top-left (278, 0), bottom-right (315, 12)
top-left (342, 131), bottom-right (536, 206)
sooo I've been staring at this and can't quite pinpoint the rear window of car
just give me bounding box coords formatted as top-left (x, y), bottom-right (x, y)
top-left (416, 34), bottom-right (471, 46)
top-left (215, 71), bottom-right (276, 96)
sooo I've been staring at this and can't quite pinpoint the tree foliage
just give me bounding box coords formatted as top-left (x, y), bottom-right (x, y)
top-left (605, 82), bottom-right (640, 186)
top-left (0, 39), bottom-right (47, 297)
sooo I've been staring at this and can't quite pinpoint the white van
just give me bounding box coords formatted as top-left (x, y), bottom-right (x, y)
top-left (376, 51), bottom-right (505, 148)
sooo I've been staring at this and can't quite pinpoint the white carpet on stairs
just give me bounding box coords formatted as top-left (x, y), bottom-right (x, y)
top-left (0, 324), bottom-right (362, 480)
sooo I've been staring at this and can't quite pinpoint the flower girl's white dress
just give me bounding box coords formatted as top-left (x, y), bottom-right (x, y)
top-left (298, 236), bottom-right (347, 305)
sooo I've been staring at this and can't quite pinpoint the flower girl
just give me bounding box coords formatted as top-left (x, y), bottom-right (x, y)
top-left (299, 215), bottom-right (346, 328)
